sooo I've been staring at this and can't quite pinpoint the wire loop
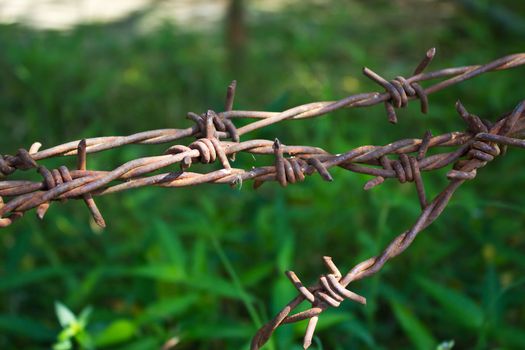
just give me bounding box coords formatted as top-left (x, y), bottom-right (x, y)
top-left (0, 149), bottom-right (37, 177)
top-left (362, 48), bottom-right (435, 123)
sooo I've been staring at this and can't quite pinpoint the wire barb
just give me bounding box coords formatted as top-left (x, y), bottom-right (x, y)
top-left (1, 50), bottom-right (525, 350)
top-left (363, 47), bottom-right (434, 123)
top-left (285, 256), bottom-right (366, 349)
top-left (77, 140), bottom-right (106, 228)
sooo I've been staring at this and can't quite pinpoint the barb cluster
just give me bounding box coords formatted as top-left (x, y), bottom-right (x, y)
top-left (1, 49), bottom-right (525, 349)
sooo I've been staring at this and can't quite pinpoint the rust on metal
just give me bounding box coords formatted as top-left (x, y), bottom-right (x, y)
top-left (1, 50), bottom-right (525, 348)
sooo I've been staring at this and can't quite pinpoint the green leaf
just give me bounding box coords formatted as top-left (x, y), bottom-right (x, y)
top-left (240, 262), bottom-right (273, 287)
top-left (390, 301), bottom-right (436, 350)
top-left (53, 339), bottom-right (72, 350)
top-left (277, 234), bottom-right (294, 272)
top-left (127, 265), bottom-right (186, 281)
top-left (55, 302), bottom-right (77, 328)
top-left (271, 273), bottom-right (295, 316)
top-left (415, 277), bottom-right (484, 329)
top-left (314, 311), bottom-right (351, 332)
top-left (436, 340), bottom-right (455, 350)
top-left (68, 269), bottom-right (103, 307)
top-left (340, 319), bottom-right (375, 347)
top-left (112, 337), bottom-right (160, 350)
top-left (76, 330), bottom-right (95, 350)
top-left (57, 327), bottom-right (76, 342)
top-left (0, 314), bottom-right (54, 341)
top-left (78, 306), bottom-right (93, 327)
top-left (190, 238), bottom-right (208, 275)
top-left (154, 220), bottom-right (187, 268)
top-left (183, 322), bottom-right (254, 340)
top-left (492, 325), bottom-right (525, 347)
top-left (0, 267), bottom-right (66, 291)
top-left (137, 295), bottom-right (198, 325)
top-left (104, 265), bottom-right (245, 299)
top-left (184, 275), bottom-right (250, 300)
top-left (94, 319), bottom-right (137, 347)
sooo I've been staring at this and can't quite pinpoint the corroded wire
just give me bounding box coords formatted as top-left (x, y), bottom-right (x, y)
top-left (251, 100), bottom-right (525, 350)
top-left (1, 49), bottom-right (522, 162)
top-left (1, 50), bottom-right (525, 348)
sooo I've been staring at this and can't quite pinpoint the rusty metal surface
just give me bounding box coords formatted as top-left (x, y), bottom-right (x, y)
top-left (1, 49), bottom-right (525, 348)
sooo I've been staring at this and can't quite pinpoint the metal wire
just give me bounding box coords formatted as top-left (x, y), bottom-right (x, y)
top-left (251, 100), bottom-right (525, 349)
top-left (1, 49), bottom-right (525, 349)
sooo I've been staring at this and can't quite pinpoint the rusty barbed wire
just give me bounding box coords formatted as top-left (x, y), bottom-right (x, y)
top-left (1, 49), bottom-right (525, 348)
top-left (251, 100), bottom-right (525, 349)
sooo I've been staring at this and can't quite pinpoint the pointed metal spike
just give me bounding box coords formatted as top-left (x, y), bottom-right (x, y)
top-left (303, 316), bottom-right (319, 350)
top-left (225, 80), bottom-right (237, 111)
top-left (84, 195), bottom-right (106, 228)
top-left (36, 203), bottom-right (50, 220)
top-left (77, 139), bottom-right (87, 171)
top-left (413, 47), bottom-right (437, 75)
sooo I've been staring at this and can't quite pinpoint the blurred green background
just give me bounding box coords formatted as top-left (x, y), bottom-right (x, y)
top-left (1, 1), bottom-right (525, 349)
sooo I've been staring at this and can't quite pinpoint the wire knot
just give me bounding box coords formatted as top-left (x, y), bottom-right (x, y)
top-left (187, 110), bottom-right (239, 142)
top-left (447, 139), bottom-right (500, 181)
top-left (364, 70), bottom-right (429, 124)
top-left (31, 140), bottom-right (106, 227)
top-left (38, 165), bottom-right (73, 191)
top-left (285, 256), bottom-right (366, 349)
top-left (164, 145), bottom-right (193, 170)
top-left (0, 149), bottom-right (37, 177)
top-left (167, 112), bottom-right (232, 171)
top-left (286, 256), bottom-right (366, 307)
top-left (364, 132), bottom-right (429, 210)
top-left (447, 101), bottom-right (513, 181)
top-left (271, 139), bottom-right (308, 187)
top-left (392, 154), bottom-right (418, 183)
top-left (166, 139), bottom-right (232, 171)
top-left (366, 153), bottom-right (422, 185)
top-left (455, 100), bottom-right (490, 134)
top-left (261, 139), bottom-right (332, 189)
top-left (188, 138), bottom-right (231, 170)
top-left (362, 48), bottom-right (435, 124)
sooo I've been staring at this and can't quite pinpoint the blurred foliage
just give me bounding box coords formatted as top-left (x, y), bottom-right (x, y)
top-left (1, 0), bottom-right (525, 349)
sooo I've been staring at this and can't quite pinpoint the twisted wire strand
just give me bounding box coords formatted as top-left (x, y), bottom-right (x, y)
top-left (251, 100), bottom-right (525, 350)
top-left (1, 50), bottom-right (525, 348)
top-left (0, 127), bottom-right (479, 226)
top-left (1, 50), bottom-right (521, 162)
top-left (0, 51), bottom-right (523, 223)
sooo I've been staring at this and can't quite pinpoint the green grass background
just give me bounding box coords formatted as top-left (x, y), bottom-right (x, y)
top-left (1, 1), bottom-right (525, 349)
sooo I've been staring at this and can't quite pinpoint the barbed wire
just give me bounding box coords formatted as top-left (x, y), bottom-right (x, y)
top-left (251, 100), bottom-right (525, 349)
top-left (1, 49), bottom-right (525, 349)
